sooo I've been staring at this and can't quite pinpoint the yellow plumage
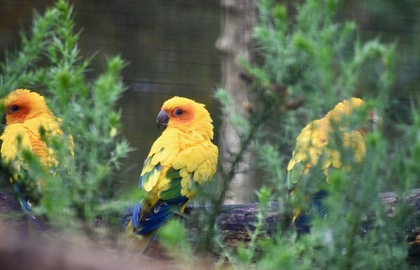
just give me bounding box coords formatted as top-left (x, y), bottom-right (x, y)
top-left (0, 88), bottom-right (73, 228)
top-left (127, 96), bottom-right (218, 243)
top-left (286, 98), bottom-right (374, 232)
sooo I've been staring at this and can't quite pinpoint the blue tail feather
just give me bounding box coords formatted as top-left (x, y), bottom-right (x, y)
top-left (131, 203), bottom-right (142, 230)
top-left (13, 184), bottom-right (43, 230)
top-left (132, 198), bottom-right (188, 235)
top-left (295, 189), bottom-right (329, 236)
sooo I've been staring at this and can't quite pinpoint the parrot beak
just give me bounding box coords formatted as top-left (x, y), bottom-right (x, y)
top-left (156, 110), bottom-right (170, 130)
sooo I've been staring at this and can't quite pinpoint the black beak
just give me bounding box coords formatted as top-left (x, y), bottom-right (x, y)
top-left (156, 110), bottom-right (169, 130)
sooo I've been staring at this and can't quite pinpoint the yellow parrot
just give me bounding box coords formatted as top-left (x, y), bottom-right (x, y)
top-left (127, 96), bottom-right (218, 248)
top-left (286, 97), bottom-right (377, 234)
top-left (0, 88), bottom-right (73, 229)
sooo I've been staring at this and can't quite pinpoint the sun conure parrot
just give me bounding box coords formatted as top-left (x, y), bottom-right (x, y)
top-left (286, 97), bottom-right (377, 235)
top-left (0, 89), bottom-right (73, 229)
top-left (127, 96), bottom-right (218, 250)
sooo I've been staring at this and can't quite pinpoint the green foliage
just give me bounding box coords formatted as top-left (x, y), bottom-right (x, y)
top-left (159, 219), bottom-right (193, 261)
top-left (203, 86), bottom-right (276, 251)
top-left (235, 187), bottom-right (272, 266)
top-left (212, 0), bottom-right (418, 269)
top-left (252, 0), bottom-right (393, 116)
top-left (0, 0), bottom-right (133, 236)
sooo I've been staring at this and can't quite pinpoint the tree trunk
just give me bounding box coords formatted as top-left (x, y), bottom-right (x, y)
top-left (215, 0), bottom-right (257, 204)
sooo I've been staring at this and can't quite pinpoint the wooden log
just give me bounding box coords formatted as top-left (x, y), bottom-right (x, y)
top-left (186, 201), bottom-right (285, 245)
top-left (2, 189), bottom-right (420, 241)
top-left (183, 189), bottom-right (420, 243)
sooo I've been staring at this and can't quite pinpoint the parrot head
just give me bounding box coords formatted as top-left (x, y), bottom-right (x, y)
top-left (156, 96), bottom-right (214, 139)
top-left (1, 89), bottom-right (52, 125)
top-left (327, 97), bottom-right (380, 134)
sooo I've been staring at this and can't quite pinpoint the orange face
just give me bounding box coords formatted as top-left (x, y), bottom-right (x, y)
top-left (166, 103), bottom-right (195, 124)
top-left (3, 91), bottom-right (33, 125)
top-left (157, 98), bottom-right (198, 129)
top-left (1, 89), bottom-right (50, 126)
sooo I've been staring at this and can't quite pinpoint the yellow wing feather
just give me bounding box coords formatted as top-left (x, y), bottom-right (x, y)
top-left (142, 127), bottom-right (218, 202)
top-left (287, 98), bottom-right (367, 182)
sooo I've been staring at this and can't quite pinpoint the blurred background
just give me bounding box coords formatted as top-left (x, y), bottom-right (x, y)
top-left (0, 0), bottom-right (419, 194)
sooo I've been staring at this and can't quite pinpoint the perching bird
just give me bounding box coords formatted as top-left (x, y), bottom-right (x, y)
top-left (0, 89), bottom-right (73, 229)
top-left (286, 98), bottom-right (376, 235)
top-left (127, 96), bottom-right (218, 250)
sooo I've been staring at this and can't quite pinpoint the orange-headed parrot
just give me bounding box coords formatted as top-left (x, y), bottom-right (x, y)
top-left (0, 89), bottom-right (73, 229)
top-left (127, 96), bottom-right (218, 247)
top-left (286, 98), bottom-right (377, 234)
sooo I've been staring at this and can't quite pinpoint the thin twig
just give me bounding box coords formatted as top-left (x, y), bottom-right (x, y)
top-left (203, 103), bottom-right (274, 250)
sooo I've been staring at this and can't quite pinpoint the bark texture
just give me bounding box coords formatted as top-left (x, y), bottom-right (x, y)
top-left (215, 0), bottom-right (257, 204)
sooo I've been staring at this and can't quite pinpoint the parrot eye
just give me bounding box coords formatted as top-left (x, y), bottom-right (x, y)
top-left (8, 104), bottom-right (20, 113)
top-left (173, 108), bottom-right (184, 117)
